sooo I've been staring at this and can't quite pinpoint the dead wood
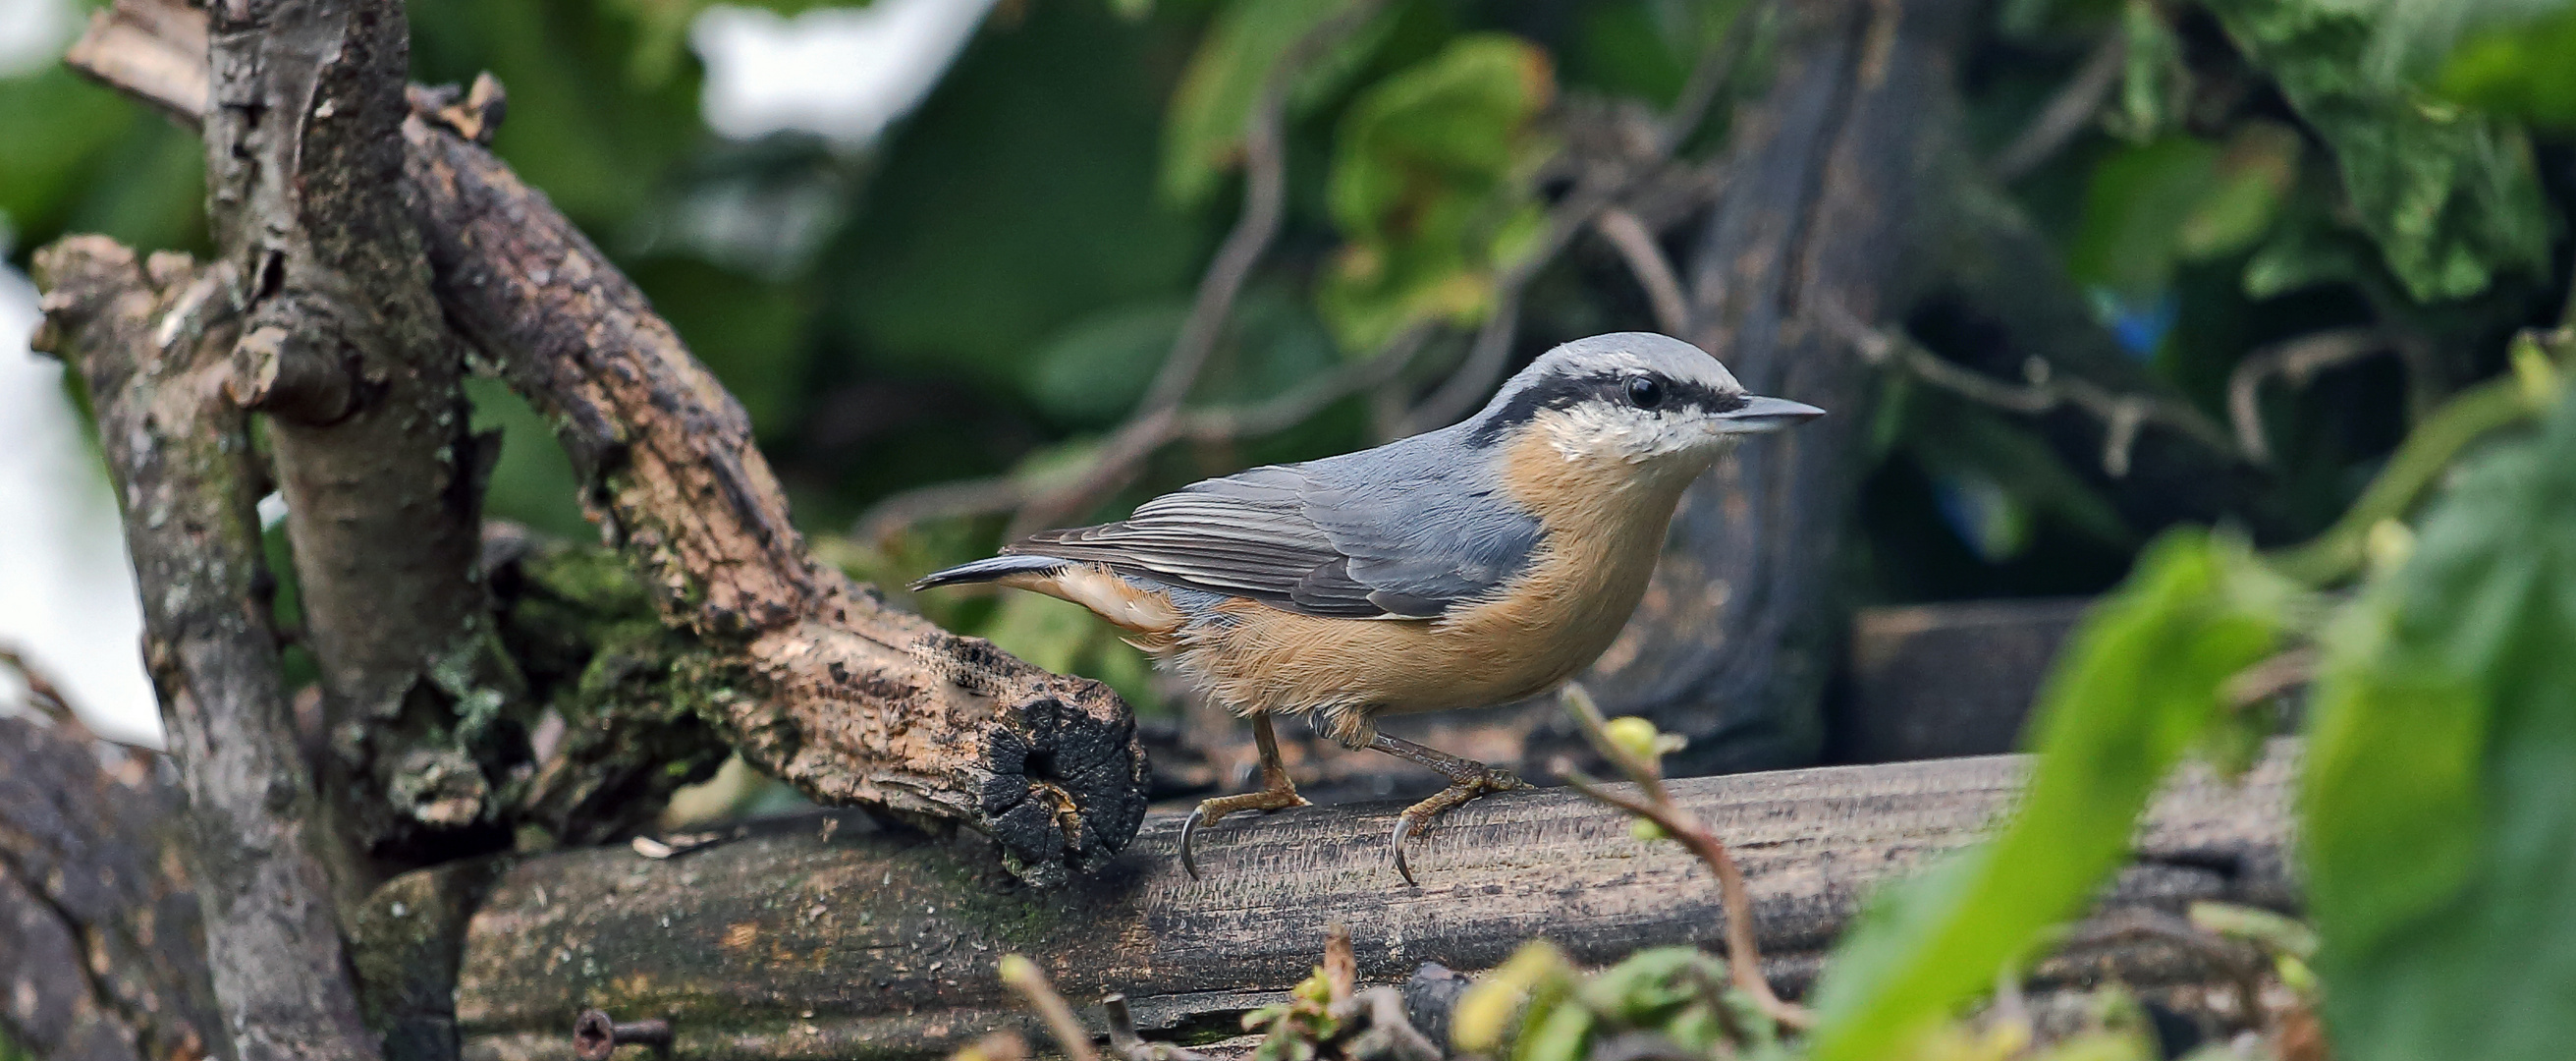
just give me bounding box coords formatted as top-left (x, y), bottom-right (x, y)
top-left (31, 238), bottom-right (382, 1061)
top-left (60, 0), bottom-right (1150, 887)
top-left (397, 744), bottom-right (2295, 1061)
top-left (0, 702), bottom-right (219, 1061)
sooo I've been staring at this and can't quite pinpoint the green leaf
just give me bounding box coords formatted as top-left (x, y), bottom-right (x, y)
top-left (1806, 530), bottom-right (2287, 1061)
top-left (1317, 34), bottom-right (1556, 354)
top-left (2306, 389), bottom-right (2576, 1061)
top-left (2439, 2), bottom-right (2576, 129)
top-left (2070, 137), bottom-right (2219, 299)
top-left (1160, 0), bottom-right (1391, 206)
top-left (2178, 121), bottom-right (2302, 261)
top-left (2202, 0), bottom-right (2553, 302)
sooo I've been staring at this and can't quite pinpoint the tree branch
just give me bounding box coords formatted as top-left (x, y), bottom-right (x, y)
top-left (2224, 326), bottom-right (2392, 466)
top-left (32, 238), bottom-right (381, 1061)
top-left (201, 0), bottom-right (525, 875)
top-left (63, 0), bottom-right (1153, 887)
top-left (1988, 29), bottom-right (2124, 184)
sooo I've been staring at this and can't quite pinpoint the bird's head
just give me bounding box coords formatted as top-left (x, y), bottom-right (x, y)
top-left (1460, 332), bottom-right (1824, 474)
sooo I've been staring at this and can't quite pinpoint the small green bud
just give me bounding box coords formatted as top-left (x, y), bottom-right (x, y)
top-left (1630, 818), bottom-right (1671, 843)
top-left (1604, 716), bottom-right (1663, 763)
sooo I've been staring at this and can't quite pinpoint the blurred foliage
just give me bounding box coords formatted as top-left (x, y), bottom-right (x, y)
top-left (1806, 530), bottom-right (2291, 1061)
top-left (1317, 32), bottom-right (1555, 352)
top-left (2302, 374), bottom-right (2576, 1061)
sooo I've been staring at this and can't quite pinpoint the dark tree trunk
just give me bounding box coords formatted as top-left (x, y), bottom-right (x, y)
top-left (1581, 0), bottom-right (1977, 774)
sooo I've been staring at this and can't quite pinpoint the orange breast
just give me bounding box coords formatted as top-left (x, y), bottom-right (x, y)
top-left (1164, 418), bottom-right (1708, 746)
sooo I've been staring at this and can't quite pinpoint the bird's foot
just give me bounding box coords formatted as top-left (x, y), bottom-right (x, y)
top-left (1389, 764), bottom-right (1526, 887)
top-left (1178, 782), bottom-right (1309, 880)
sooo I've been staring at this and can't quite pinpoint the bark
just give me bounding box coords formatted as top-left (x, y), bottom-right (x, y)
top-left (201, 0), bottom-right (523, 871)
top-left (31, 239), bottom-right (381, 1061)
top-left (62, 0), bottom-right (1151, 887)
top-left (1581, 0), bottom-right (1975, 774)
top-left (402, 745), bottom-right (2295, 1061)
top-left (0, 710), bottom-right (219, 1061)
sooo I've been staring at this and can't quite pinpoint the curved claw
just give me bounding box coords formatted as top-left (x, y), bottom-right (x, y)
top-left (1179, 807), bottom-right (1210, 881)
top-left (1390, 814), bottom-right (1420, 888)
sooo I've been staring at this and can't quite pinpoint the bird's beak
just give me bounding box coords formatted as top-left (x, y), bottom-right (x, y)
top-left (1713, 395), bottom-right (1827, 433)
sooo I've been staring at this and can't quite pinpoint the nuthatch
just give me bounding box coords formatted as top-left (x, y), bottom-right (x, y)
top-left (914, 333), bottom-right (1823, 882)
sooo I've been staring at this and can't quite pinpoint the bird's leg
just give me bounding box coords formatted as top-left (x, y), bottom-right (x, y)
top-left (1178, 713), bottom-right (1309, 879)
top-left (1367, 733), bottom-right (1527, 886)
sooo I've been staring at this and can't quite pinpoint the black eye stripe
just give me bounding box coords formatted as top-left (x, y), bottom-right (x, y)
top-left (1465, 369), bottom-right (1747, 446)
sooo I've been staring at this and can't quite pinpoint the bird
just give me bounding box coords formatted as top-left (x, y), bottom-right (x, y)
top-left (911, 332), bottom-right (1824, 883)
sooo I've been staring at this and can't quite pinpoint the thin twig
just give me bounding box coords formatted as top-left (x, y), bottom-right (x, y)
top-left (1818, 299), bottom-right (2239, 475)
top-left (2221, 646), bottom-right (2318, 710)
top-left (1014, 1), bottom-right (1386, 535)
top-left (999, 955), bottom-right (1101, 1061)
top-left (854, 476), bottom-right (1032, 545)
top-left (1656, 0), bottom-right (1770, 158)
top-left (1559, 687), bottom-right (1811, 1032)
top-left (1990, 30), bottom-right (2127, 183)
top-left (1595, 207), bottom-right (1691, 335)
top-left (1102, 994), bottom-right (1209, 1061)
top-left (0, 645), bottom-right (81, 727)
top-left (2225, 327), bottom-right (2392, 465)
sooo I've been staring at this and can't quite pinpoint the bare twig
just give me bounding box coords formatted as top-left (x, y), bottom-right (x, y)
top-left (2221, 646), bottom-right (2319, 710)
top-left (854, 476), bottom-right (1031, 545)
top-left (1819, 300), bottom-right (2238, 475)
top-left (1990, 30), bottom-right (2127, 183)
top-left (999, 956), bottom-right (1101, 1061)
top-left (1557, 686), bottom-right (1812, 1032)
top-left (1101, 995), bottom-right (1208, 1061)
top-left (0, 645), bottom-right (80, 727)
top-left (1656, 0), bottom-right (1771, 157)
top-left (1595, 207), bottom-right (1691, 335)
top-left (1013, 1), bottom-right (1386, 535)
top-left (858, 327), bottom-right (1435, 541)
top-left (2225, 327), bottom-right (2392, 465)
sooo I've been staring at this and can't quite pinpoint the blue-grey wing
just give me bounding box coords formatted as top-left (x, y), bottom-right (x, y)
top-left (1006, 436), bottom-right (1540, 619)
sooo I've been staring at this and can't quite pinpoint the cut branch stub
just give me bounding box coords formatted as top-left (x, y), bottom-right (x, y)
top-left (227, 320), bottom-right (357, 424)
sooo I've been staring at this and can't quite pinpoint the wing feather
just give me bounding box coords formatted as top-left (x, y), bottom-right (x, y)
top-left (1006, 432), bottom-right (1542, 620)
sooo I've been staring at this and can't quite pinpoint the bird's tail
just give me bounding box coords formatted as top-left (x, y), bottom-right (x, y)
top-left (908, 553), bottom-right (1071, 591)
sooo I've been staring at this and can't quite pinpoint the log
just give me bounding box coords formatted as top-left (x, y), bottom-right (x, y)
top-left (59, 0), bottom-right (1149, 888)
top-left (401, 744), bottom-right (2296, 1061)
top-left (0, 699), bottom-right (219, 1061)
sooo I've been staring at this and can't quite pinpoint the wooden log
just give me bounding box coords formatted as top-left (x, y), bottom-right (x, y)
top-left (59, 0), bottom-right (1150, 888)
top-left (415, 744), bottom-right (2297, 1061)
top-left (0, 701), bottom-right (219, 1061)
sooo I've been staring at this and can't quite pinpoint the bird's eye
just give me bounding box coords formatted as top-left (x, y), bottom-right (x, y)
top-left (1625, 376), bottom-right (1667, 409)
